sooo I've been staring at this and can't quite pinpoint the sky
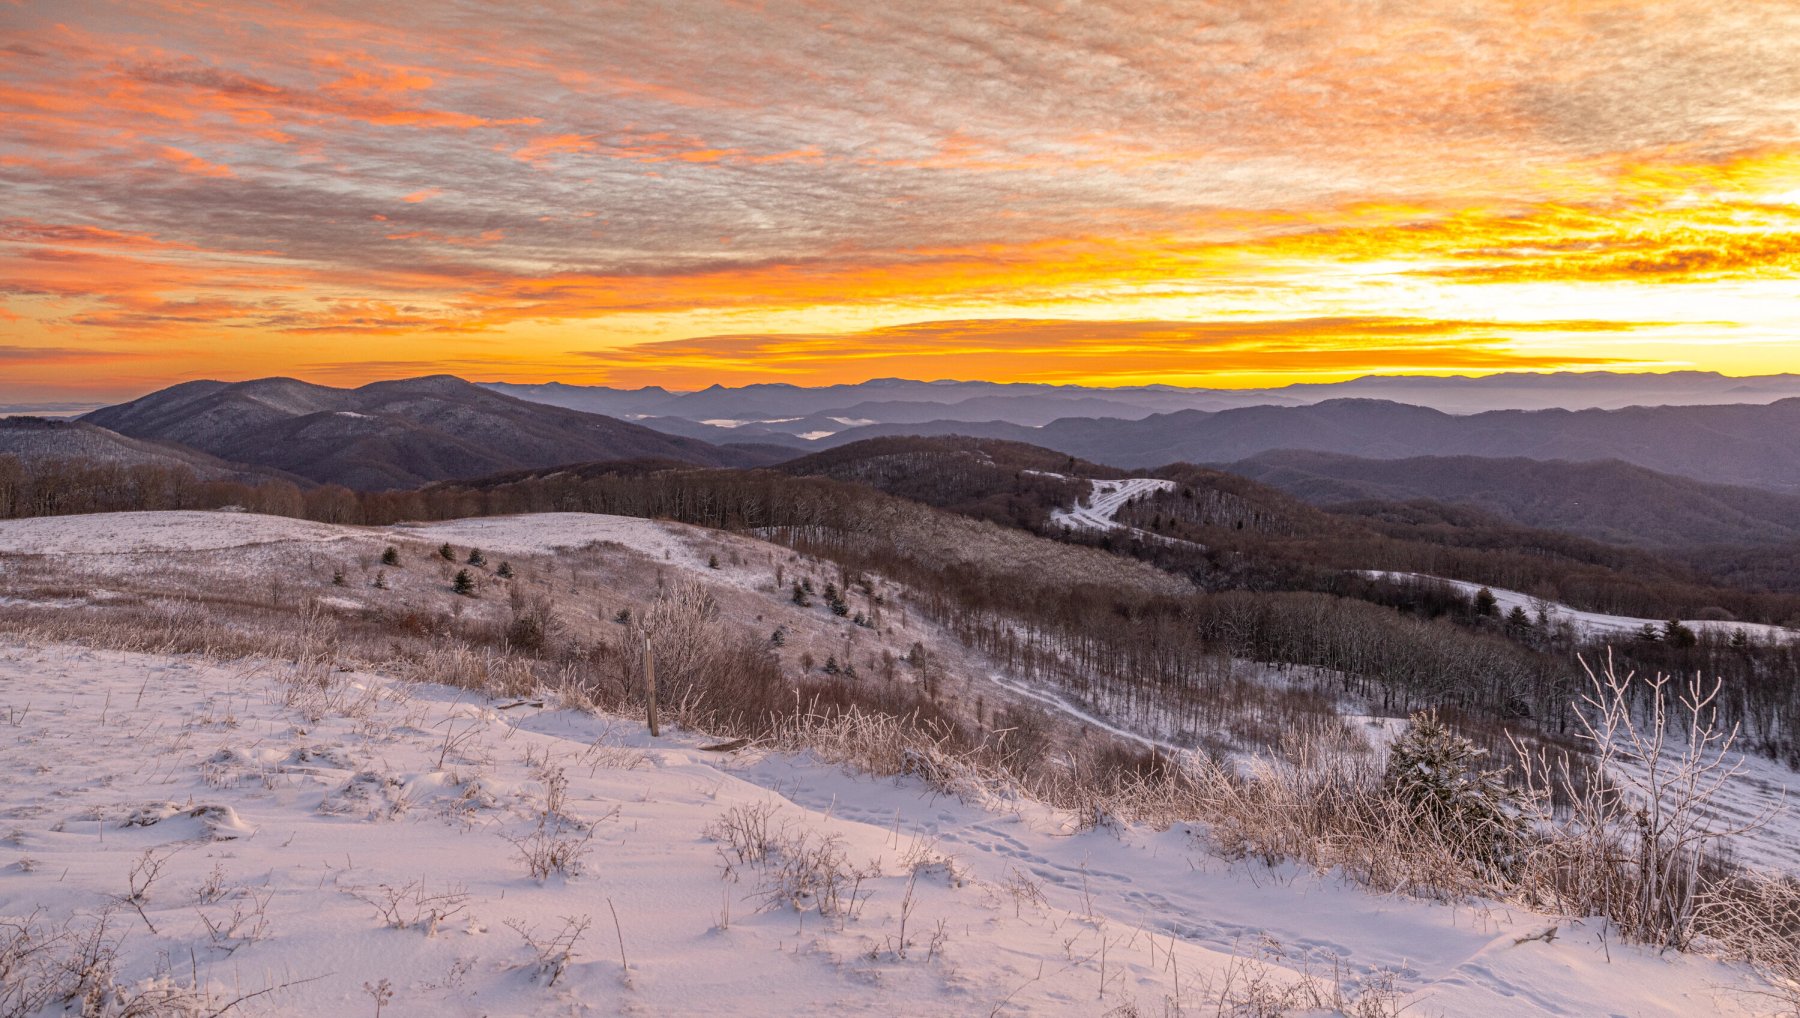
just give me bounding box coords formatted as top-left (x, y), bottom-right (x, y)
top-left (3, 0), bottom-right (1800, 406)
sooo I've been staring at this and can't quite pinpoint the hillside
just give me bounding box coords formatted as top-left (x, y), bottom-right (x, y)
top-left (778, 436), bottom-right (1123, 531)
top-left (2, 633), bottom-right (1774, 1017)
top-left (819, 398), bottom-right (1800, 490)
top-left (1229, 450), bottom-right (1800, 547)
top-left (0, 416), bottom-right (294, 483)
top-left (83, 376), bottom-right (766, 489)
top-left (2, 507), bottom-right (1795, 1015)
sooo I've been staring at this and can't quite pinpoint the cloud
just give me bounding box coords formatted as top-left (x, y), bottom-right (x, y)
top-left (1, 0), bottom-right (1798, 396)
top-left (0, 345), bottom-right (157, 364)
top-left (570, 317), bottom-right (1647, 387)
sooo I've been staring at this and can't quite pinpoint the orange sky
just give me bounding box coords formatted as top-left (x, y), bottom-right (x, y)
top-left (3, 1), bottom-right (1799, 405)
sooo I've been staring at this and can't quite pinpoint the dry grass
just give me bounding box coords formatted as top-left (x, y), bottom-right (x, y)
top-left (5, 524), bottom-right (1795, 1002)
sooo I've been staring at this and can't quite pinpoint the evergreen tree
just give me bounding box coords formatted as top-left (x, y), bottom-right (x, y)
top-left (707, 554), bottom-right (720, 569)
top-left (373, 570), bottom-right (387, 590)
top-left (822, 655), bottom-right (840, 675)
top-left (770, 628), bottom-right (785, 646)
top-left (331, 568), bottom-right (346, 586)
top-left (1382, 711), bottom-right (1524, 871)
top-left (791, 582), bottom-right (810, 607)
top-left (614, 607), bottom-right (632, 623)
top-left (466, 548), bottom-right (485, 566)
top-left (496, 561), bottom-right (514, 579)
top-left (438, 543), bottom-right (455, 561)
top-left (1473, 587), bottom-right (1498, 617)
top-left (381, 546), bottom-right (400, 567)
top-left (452, 569), bottom-right (476, 597)
top-left (1505, 604), bottom-right (1530, 630)
top-left (1662, 619), bottom-right (1697, 648)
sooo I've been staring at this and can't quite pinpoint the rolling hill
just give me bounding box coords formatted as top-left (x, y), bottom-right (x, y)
top-left (0, 416), bottom-right (300, 484)
top-left (819, 398), bottom-right (1800, 491)
top-left (1226, 451), bottom-right (1800, 548)
top-left (83, 375), bottom-right (775, 489)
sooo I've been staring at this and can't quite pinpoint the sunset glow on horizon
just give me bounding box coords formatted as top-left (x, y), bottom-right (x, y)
top-left (4, 1), bottom-right (1799, 405)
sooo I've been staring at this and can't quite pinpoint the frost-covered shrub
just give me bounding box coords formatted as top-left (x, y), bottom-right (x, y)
top-left (1381, 710), bottom-right (1524, 872)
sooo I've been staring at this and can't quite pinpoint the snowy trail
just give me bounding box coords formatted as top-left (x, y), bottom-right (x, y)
top-left (1365, 570), bottom-right (1800, 643)
top-left (0, 638), bottom-right (1776, 1017)
top-left (1051, 476), bottom-right (1175, 533)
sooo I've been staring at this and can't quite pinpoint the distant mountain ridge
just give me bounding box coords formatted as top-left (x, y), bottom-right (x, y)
top-left (83, 376), bottom-right (768, 489)
top-left (485, 370), bottom-right (1800, 443)
top-left (813, 397), bottom-right (1800, 491)
top-left (1227, 450), bottom-right (1800, 547)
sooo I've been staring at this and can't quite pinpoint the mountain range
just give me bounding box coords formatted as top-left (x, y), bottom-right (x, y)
top-left (484, 371), bottom-right (1800, 442)
top-left (80, 375), bottom-right (778, 489)
top-left (1228, 450), bottom-right (1800, 548)
top-left (806, 398), bottom-right (1800, 491)
top-left (1, 371), bottom-right (1789, 548)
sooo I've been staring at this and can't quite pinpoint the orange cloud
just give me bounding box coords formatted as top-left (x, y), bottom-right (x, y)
top-left (512, 133), bottom-right (597, 163)
top-left (155, 145), bottom-right (234, 178)
top-left (566, 317), bottom-right (1645, 388)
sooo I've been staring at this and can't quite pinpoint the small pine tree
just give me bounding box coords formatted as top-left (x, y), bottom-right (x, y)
top-left (466, 548), bottom-right (485, 567)
top-left (1473, 587), bottom-right (1498, 617)
top-left (1505, 604), bottom-right (1530, 629)
top-left (438, 543), bottom-right (455, 561)
top-left (852, 612), bottom-right (867, 627)
top-left (791, 582), bottom-right (810, 607)
top-left (1637, 622), bottom-right (1662, 642)
top-left (381, 546), bottom-right (400, 567)
top-left (707, 554), bottom-right (720, 570)
top-left (613, 607), bottom-right (632, 623)
top-left (496, 561), bottom-right (514, 579)
top-left (373, 570), bottom-right (388, 590)
top-left (801, 578), bottom-right (814, 594)
top-left (331, 569), bottom-right (346, 586)
top-left (770, 628), bottom-right (785, 646)
top-left (822, 655), bottom-right (840, 675)
top-left (452, 569), bottom-right (476, 597)
top-left (1662, 619), bottom-right (1697, 648)
top-left (1382, 711), bottom-right (1524, 871)
top-left (1729, 628), bottom-right (1750, 650)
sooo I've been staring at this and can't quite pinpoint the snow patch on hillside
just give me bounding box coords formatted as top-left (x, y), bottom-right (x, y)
top-left (1051, 477), bottom-right (1176, 534)
top-left (1366, 571), bottom-right (1800, 643)
top-left (0, 510), bottom-right (363, 555)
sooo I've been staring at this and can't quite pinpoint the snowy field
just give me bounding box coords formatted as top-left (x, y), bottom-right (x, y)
top-left (1365, 571), bottom-right (1800, 643)
top-left (0, 639), bottom-right (1781, 1017)
top-left (0, 510), bottom-right (363, 555)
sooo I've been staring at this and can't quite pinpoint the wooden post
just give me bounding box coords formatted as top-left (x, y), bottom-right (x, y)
top-left (642, 634), bottom-right (660, 737)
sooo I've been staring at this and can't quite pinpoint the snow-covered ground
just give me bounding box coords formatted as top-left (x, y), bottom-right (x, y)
top-left (0, 639), bottom-right (1780, 1017)
top-left (0, 510), bottom-right (362, 555)
top-left (1051, 477), bottom-right (1177, 536)
top-left (1364, 571), bottom-right (1800, 643)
